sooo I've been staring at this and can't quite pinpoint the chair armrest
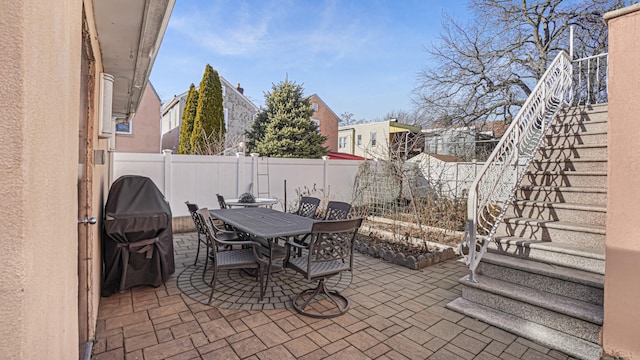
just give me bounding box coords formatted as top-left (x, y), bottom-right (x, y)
top-left (286, 240), bottom-right (308, 249)
top-left (216, 239), bottom-right (262, 247)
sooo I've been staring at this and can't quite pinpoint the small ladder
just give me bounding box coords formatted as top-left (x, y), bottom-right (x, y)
top-left (256, 156), bottom-right (270, 198)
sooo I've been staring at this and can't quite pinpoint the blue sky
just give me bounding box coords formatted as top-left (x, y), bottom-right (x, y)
top-left (149, 0), bottom-right (471, 121)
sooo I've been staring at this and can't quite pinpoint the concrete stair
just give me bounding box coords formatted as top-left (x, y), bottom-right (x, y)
top-left (518, 185), bottom-right (607, 206)
top-left (447, 104), bottom-right (607, 359)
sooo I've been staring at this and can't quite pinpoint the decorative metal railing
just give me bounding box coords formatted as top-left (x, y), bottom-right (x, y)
top-left (573, 53), bottom-right (608, 105)
top-left (457, 51), bottom-right (573, 282)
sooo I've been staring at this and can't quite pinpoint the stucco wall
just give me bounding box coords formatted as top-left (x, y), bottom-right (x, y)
top-left (603, 4), bottom-right (640, 359)
top-left (0, 0), bottom-right (81, 358)
top-left (115, 83), bottom-right (162, 153)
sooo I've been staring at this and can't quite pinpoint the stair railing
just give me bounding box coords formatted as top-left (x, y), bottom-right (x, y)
top-left (458, 51), bottom-right (573, 282)
top-left (573, 52), bottom-right (608, 105)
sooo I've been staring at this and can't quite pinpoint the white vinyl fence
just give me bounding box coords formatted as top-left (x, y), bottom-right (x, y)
top-left (112, 151), bottom-right (367, 217)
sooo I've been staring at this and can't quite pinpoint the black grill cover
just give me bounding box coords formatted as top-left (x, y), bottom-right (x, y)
top-left (102, 175), bottom-right (175, 296)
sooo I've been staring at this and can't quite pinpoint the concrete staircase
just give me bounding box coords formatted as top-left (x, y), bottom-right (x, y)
top-left (447, 104), bottom-right (607, 360)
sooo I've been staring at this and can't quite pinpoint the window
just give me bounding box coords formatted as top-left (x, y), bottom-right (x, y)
top-left (312, 102), bottom-right (319, 111)
top-left (311, 118), bottom-right (320, 128)
top-left (370, 132), bottom-right (377, 146)
top-left (356, 134), bottom-right (362, 145)
top-left (116, 119), bottom-right (132, 134)
top-left (338, 136), bottom-right (347, 149)
top-left (222, 85), bottom-right (226, 97)
top-left (224, 108), bottom-right (229, 129)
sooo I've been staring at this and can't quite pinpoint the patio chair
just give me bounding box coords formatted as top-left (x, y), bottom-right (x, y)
top-left (216, 194), bottom-right (229, 209)
top-left (284, 218), bottom-right (363, 318)
top-left (185, 202), bottom-right (210, 267)
top-left (293, 200), bottom-right (353, 256)
top-left (187, 203), bottom-right (243, 280)
top-left (293, 196), bottom-right (321, 218)
top-left (323, 201), bottom-right (352, 220)
top-left (197, 208), bottom-right (268, 303)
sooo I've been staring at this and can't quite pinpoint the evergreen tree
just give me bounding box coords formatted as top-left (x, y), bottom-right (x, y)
top-left (191, 64), bottom-right (225, 154)
top-left (245, 109), bottom-right (268, 154)
top-left (177, 83), bottom-right (198, 154)
top-left (251, 79), bottom-right (328, 158)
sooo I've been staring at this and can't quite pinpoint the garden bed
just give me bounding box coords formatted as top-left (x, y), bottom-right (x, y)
top-left (354, 218), bottom-right (462, 270)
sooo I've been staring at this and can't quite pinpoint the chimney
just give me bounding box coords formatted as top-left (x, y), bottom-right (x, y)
top-left (236, 83), bottom-right (244, 94)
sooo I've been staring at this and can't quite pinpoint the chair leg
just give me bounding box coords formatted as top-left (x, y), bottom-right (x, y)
top-left (208, 265), bottom-right (218, 305)
top-left (292, 278), bottom-right (350, 318)
top-left (194, 238), bottom-right (202, 266)
top-left (202, 242), bottom-right (210, 282)
top-left (258, 265), bottom-right (265, 300)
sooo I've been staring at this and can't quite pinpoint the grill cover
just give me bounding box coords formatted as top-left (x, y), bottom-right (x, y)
top-left (102, 175), bottom-right (175, 296)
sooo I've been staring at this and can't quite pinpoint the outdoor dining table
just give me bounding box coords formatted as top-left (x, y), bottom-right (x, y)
top-left (209, 207), bottom-right (316, 239)
top-left (209, 207), bottom-right (317, 274)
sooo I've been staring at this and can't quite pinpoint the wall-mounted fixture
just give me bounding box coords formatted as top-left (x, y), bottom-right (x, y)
top-left (98, 73), bottom-right (114, 138)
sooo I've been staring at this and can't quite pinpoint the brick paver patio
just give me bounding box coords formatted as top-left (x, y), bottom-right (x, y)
top-left (93, 232), bottom-right (573, 360)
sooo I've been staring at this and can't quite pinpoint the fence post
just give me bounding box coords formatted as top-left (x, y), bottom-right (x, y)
top-left (236, 152), bottom-right (243, 197)
top-left (322, 155), bottom-right (329, 196)
top-left (162, 149), bottom-right (173, 202)
top-left (250, 153), bottom-right (258, 195)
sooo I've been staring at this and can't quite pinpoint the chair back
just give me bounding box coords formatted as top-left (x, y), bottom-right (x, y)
top-left (216, 194), bottom-right (228, 209)
top-left (307, 218), bottom-right (363, 271)
top-left (324, 201), bottom-right (351, 220)
top-left (185, 201), bottom-right (207, 235)
top-left (196, 208), bottom-right (223, 255)
top-left (295, 196), bottom-right (321, 218)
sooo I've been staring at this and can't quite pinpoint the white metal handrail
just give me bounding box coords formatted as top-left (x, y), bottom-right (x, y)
top-left (458, 51), bottom-right (573, 282)
top-left (573, 53), bottom-right (608, 105)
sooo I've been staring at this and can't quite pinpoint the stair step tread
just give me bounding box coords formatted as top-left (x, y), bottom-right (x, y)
top-left (545, 131), bottom-right (608, 136)
top-left (525, 170), bottom-right (607, 176)
top-left (493, 237), bottom-right (606, 259)
top-left (519, 185), bottom-right (607, 193)
top-left (531, 158), bottom-right (607, 163)
top-left (513, 200), bottom-right (606, 213)
top-left (446, 298), bottom-right (602, 360)
top-left (461, 274), bottom-right (603, 324)
top-left (541, 144), bottom-right (607, 149)
top-left (482, 252), bottom-right (604, 287)
top-left (501, 217), bottom-right (606, 234)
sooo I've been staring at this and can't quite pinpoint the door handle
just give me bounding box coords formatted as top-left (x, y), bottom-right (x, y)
top-left (78, 217), bottom-right (97, 225)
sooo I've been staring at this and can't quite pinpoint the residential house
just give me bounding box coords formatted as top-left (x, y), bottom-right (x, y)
top-left (308, 94), bottom-right (339, 152)
top-left (114, 82), bottom-right (162, 153)
top-left (422, 121), bottom-right (508, 162)
top-left (160, 78), bottom-right (258, 153)
top-left (337, 119), bottom-right (422, 160)
top-left (0, 1), bottom-right (174, 358)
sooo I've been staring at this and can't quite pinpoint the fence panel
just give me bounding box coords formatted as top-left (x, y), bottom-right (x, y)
top-left (112, 152), bottom-right (366, 216)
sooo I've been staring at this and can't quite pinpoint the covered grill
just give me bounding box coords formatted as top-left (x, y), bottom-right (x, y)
top-left (102, 175), bottom-right (175, 296)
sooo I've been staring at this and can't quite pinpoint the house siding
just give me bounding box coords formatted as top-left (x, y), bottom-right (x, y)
top-left (338, 121), bottom-right (392, 159)
top-left (309, 94), bottom-right (339, 152)
top-left (222, 79), bottom-right (257, 148)
top-left (115, 82), bottom-right (162, 153)
top-left (160, 78), bottom-right (258, 153)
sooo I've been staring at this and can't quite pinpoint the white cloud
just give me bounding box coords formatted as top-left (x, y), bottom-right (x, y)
top-left (167, 0), bottom-right (380, 68)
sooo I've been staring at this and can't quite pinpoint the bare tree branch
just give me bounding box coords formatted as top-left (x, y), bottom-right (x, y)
top-left (413, 0), bottom-right (629, 129)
